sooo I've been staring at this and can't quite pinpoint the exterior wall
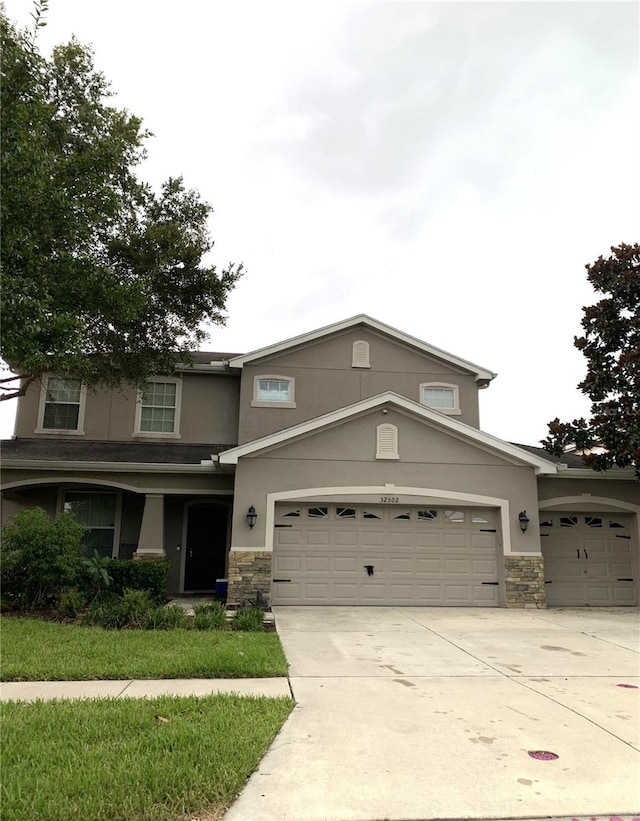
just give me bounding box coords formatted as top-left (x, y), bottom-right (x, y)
top-left (13, 372), bottom-right (240, 445)
top-left (229, 408), bottom-right (542, 559)
top-left (237, 328), bottom-right (481, 444)
top-left (537, 477), bottom-right (640, 510)
top-left (227, 550), bottom-right (272, 608)
top-left (504, 556), bottom-right (546, 608)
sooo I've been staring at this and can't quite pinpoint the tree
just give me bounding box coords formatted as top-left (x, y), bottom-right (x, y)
top-left (0, 10), bottom-right (242, 400)
top-left (541, 243), bottom-right (639, 479)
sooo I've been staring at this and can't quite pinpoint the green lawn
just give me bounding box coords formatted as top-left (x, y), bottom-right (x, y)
top-left (1, 617), bottom-right (289, 681)
top-left (1, 693), bottom-right (294, 821)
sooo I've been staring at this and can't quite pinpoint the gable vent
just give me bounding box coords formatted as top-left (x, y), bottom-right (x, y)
top-left (376, 423), bottom-right (399, 460)
top-left (352, 340), bottom-right (370, 368)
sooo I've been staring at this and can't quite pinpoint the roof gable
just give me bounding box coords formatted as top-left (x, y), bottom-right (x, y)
top-left (219, 392), bottom-right (557, 474)
top-left (228, 315), bottom-right (497, 384)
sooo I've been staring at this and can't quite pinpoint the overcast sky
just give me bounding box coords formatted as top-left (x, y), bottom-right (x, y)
top-left (2, 0), bottom-right (639, 445)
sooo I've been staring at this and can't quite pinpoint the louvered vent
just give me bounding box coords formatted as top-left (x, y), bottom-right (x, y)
top-left (376, 423), bottom-right (399, 459)
top-left (352, 340), bottom-right (370, 368)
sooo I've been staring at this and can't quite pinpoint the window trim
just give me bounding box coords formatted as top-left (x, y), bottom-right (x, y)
top-left (133, 376), bottom-right (182, 438)
top-left (419, 382), bottom-right (461, 415)
top-left (251, 375), bottom-right (296, 408)
top-left (58, 489), bottom-right (122, 559)
top-left (35, 375), bottom-right (87, 435)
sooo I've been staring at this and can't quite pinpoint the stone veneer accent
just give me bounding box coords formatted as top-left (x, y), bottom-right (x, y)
top-left (504, 555), bottom-right (546, 608)
top-left (226, 550), bottom-right (273, 608)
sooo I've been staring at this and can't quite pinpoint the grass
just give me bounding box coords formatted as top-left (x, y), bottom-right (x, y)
top-left (1, 693), bottom-right (294, 821)
top-left (1, 617), bottom-right (289, 681)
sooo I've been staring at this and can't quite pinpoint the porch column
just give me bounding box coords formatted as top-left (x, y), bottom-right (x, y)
top-left (134, 494), bottom-right (166, 558)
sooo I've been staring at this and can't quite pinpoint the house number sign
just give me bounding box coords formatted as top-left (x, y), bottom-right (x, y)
top-left (380, 496), bottom-right (399, 503)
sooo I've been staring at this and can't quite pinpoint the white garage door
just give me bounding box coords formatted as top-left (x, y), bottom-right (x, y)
top-left (541, 513), bottom-right (637, 606)
top-left (272, 504), bottom-right (500, 606)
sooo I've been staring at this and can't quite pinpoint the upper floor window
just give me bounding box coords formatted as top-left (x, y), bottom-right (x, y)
top-left (252, 376), bottom-right (296, 408)
top-left (419, 383), bottom-right (461, 415)
top-left (36, 375), bottom-right (87, 434)
top-left (134, 378), bottom-right (182, 437)
top-left (352, 340), bottom-right (370, 368)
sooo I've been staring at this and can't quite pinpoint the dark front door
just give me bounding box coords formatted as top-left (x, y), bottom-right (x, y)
top-left (184, 504), bottom-right (228, 592)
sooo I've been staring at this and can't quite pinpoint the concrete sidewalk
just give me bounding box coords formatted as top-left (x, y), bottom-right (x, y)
top-left (0, 677), bottom-right (292, 701)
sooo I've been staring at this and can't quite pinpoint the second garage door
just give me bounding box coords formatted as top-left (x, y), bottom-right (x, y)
top-left (272, 503), bottom-right (500, 606)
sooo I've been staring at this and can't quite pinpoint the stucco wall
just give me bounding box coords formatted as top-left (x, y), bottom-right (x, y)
top-left (229, 407), bottom-right (541, 556)
top-left (237, 328), bottom-right (482, 443)
top-left (13, 372), bottom-right (240, 445)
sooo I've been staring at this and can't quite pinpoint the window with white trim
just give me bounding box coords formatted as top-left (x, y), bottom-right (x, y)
top-left (36, 376), bottom-right (87, 433)
top-left (419, 383), bottom-right (461, 414)
top-left (63, 491), bottom-right (119, 558)
top-left (252, 376), bottom-right (296, 408)
top-left (376, 423), bottom-right (399, 459)
top-left (135, 378), bottom-right (182, 436)
top-left (352, 340), bottom-right (370, 368)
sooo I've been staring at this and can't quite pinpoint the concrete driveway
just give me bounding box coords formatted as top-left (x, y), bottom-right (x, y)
top-left (225, 607), bottom-right (640, 821)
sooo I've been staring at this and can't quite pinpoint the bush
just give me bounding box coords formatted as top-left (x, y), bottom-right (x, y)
top-left (143, 604), bottom-right (188, 630)
top-left (82, 593), bottom-right (128, 630)
top-left (0, 508), bottom-right (85, 608)
top-left (107, 559), bottom-right (169, 603)
top-left (57, 588), bottom-right (87, 619)
top-left (121, 588), bottom-right (153, 627)
top-left (232, 606), bottom-right (264, 632)
top-left (192, 601), bottom-right (227, 630)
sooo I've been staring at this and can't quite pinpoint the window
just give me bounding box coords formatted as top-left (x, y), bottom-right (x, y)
top-left (308, 507), bottom-right (328, 519)
top-left (252, 376), bottom-right (296, 408)
top-left (336, 507), bottom-right (356, 519)
top-left (63, 492), bottom-right (119, 558)
top-left (135, 378), bottom-right (181, 436)
top-left (352, 340), bottom-right (370, 368)
top-left (36, 376), bottom-right (86, 433)
top-left (418, 509), bottom-right (438, 521)
top-left (444, 510), bottom-right (465, 523)
top-left (419, 383), bottom-right (461, 415)
top-left (376, 423), bottom-right (399, 460)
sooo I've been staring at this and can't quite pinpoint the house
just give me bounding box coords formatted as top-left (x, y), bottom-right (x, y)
top-left (1, 315), bottom-right (638, 608)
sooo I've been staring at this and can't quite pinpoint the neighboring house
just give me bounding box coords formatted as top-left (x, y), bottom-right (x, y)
top-left (1, 315), bottom-right (638, 608)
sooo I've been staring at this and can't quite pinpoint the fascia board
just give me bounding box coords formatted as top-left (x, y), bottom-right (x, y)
top-left (228, 314), bottom-right (497, 382)
top-left (219, 391), bottom-right (557, 473)
top-left (1, 459), bottom-right (217, 474)
top-left (548, 467), bottom-right (637, 480)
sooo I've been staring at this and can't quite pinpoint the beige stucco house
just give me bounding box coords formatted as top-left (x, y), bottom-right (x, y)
top-left (2, 315), bottom-right (638, 608)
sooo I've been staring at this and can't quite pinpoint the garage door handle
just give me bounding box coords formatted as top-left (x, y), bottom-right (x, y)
top-left (583, 549), bottom-right (588, 559)
top-left (481, 582), bottom-right (499, 585)
top-left (545, 581), bottom-right (552, 584)
top-left (618, 578), bottom-right (633, 582)
top-left (364, 565), bottom-right (374, 576)
top-left (273, 579), bottom-right (291, 583)
top-left (576, 549), bottom-right (579, 558)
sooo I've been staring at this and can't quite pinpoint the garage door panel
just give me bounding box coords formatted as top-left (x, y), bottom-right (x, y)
top-left (307, 531), bottom-right (331, 546)
top-left (305, 556), bottom-right (330, 572)
top-left (274, 555), bottom-right (302, 572)
top-left (273, 504), bottom-right (501, 606)
top-left (542, 512), bottom-right (637, 606)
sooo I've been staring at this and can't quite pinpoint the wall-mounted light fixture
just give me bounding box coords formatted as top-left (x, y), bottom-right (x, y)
top-left (518, 510), bottom-right (530, 533)
top-left (246, 506), bottom-right (257, 529)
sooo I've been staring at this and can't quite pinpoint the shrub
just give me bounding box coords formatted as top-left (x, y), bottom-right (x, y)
top-left (0, 508), bottom-right (85, 608)
top-left (121, 588), bottom-right (153, 627)
top-left (143, 604), bottom-right (188, 630)
top-left (83, 550), bottom-right (113, 599)
top-left (232, 606), bottom-right (264, 632)
top-left (107, 558), bottom-right (169, 602)
top-left (82, 593), bottom-right (127, 630)
top-left (57, 588), bottom-right (87, 619)
top-left (192, 601), bottom-right (226, 630)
